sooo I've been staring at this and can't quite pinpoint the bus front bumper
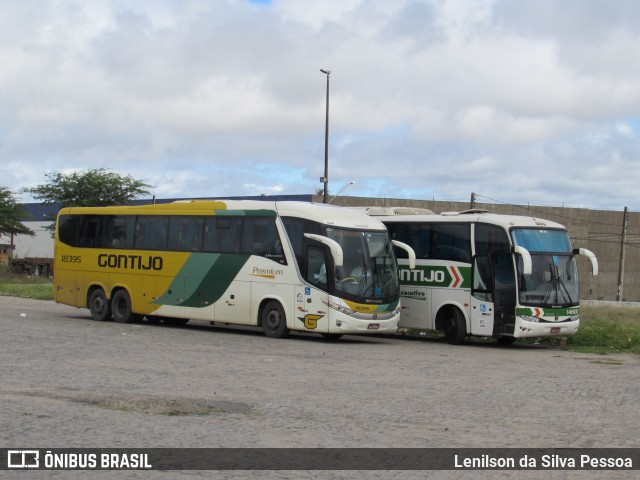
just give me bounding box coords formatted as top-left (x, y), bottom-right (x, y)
top-left (328, 314), bottom-right (400, 334)
top-left (514, 317), bottom-right (580, 338)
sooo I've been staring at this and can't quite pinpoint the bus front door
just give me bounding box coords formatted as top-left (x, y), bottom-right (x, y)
top-left (471, 254), bottom-right (494, 335)
top-left (492, 252), bottom-right (517, 337)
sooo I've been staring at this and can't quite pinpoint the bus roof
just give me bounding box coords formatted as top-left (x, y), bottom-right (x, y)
top-left (363, 208), bottom-right (567, 231)
top-left (58, 200), bottom-right (389, 231)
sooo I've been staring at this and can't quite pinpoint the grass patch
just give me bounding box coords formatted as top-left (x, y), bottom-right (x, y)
top-left (0, 266), bottom-right (53, 300)
top-left (566, 305), bottom-right (640, 354)
top-left (520, 305), bottom-right (640, 354)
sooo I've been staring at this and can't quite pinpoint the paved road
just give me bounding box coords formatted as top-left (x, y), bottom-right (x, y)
top-left (1, 296), bottom-right (638, 479)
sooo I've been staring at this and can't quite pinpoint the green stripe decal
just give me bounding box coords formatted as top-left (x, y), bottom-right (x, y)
top-left (154, 253), bottom-right (250, 308)
top-left (516, 307), bottom-right (579, 317)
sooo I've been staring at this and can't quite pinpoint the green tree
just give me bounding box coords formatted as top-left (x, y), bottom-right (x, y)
top-left (0, 187), bottom-right (35, 237)
top-left (22, 168), bottom-right (153, 207)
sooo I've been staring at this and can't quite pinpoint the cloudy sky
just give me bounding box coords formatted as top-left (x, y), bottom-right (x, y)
top-left (2, 0), bottom-right (640, 210)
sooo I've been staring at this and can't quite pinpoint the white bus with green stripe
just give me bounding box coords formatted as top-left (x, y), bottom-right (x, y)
top-left (362, 207), bottom-right (598, 345)
top-left (54, 200), bottom-right (414, 339)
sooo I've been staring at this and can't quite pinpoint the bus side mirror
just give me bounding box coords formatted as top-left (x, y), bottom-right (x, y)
top-left (512, 246), bottom-right (532, 275)
top-left (573, 248), bottom-right (598, 276)
top-left (304, 233), bottom-right (344, 267)
top-left (392, 240), bottom-right (416, 269)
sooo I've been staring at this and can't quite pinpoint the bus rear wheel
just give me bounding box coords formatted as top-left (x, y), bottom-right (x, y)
top-left (111, 289), bottom-right (138, 323)
top-left (261, 300), bottom-right (289, 339)
top-left (443, 308), bottom-right (466, 345)
top-left (89, 288), bottom-right (111, 321)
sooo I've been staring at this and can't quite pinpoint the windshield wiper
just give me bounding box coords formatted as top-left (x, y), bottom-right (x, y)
top-left (542, 263), bottom-right (573, 305)
top-left (357, 261), bottom-right (371, 300)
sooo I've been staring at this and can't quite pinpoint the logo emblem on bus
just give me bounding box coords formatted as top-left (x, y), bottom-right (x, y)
top-left (298, 314), bottom-right (323, 329)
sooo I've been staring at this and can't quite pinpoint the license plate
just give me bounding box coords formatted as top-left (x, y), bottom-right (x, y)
top-left (367, 323), bottom-right (380, 330)
top-left (550, 327), bottom-right (561, 334)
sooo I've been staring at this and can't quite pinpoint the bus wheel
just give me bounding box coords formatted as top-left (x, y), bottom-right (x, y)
top-left (443, 308), bottom-right (466, 345)
top-left (497, 336), bottom-right (516, 345)
top-left (89, 289), bottom-right (111, 321)
top-left (261, 301), bottom-right (289, 339)
top-left (111, 290), bottom-right (137, 323)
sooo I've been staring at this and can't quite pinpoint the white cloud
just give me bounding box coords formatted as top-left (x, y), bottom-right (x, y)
top-left (1, 0), bottom-right (640, 209)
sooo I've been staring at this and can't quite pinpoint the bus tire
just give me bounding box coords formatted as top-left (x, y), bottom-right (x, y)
top-left (89, 288), bottom-right (111, 322)
top-left (111, 289), bottom-right (137, 324)
top-left (443, 308), bottom-right (466, 345)
top-left (261, 300), bottom-right (289, 339)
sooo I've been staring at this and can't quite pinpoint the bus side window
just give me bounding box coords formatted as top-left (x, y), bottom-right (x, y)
top-left (430, 224), bottom-right (471, 262)
top-left (473, 254), bottom-right (493, 302)
top-left (282, 217), bottom-right (304, 269)
top-left (387, 223), bottom-right (430, 259)
top-left (306, 246), bottom-right (327, 289)
top-left (168, 216), bottom-right (204, 251)
top-left (135, 216), bottom-right (169, 250)
top-left (78, 215), bottom-right (104, 248)
top-left (58, 215), bottom-right (81, 246)
top-left (106, 215), bottom-right (133, 249)
top-left (475, 224), bottom-right (510, 256)
top-left (242, 217), bottom-right (286, 263)
top-left (203, 217), bottom-right (241, 253)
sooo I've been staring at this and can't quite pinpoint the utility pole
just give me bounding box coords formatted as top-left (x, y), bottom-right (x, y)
top-left (470, 192), bottom-right (476, 209)
top-left (616, 206), bottom-right (629, 301)
top-left (320, 69), bottom-right (331, 203)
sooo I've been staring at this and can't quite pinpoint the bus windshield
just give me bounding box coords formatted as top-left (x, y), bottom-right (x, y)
top-left (511, 228), bottom-right (572, 253)
top-left (325, 228), bottom-right (399, 303)
top-left (512, 228), bottom-right (579, 307)
top-left (518, 254), bottom-right (580, 307)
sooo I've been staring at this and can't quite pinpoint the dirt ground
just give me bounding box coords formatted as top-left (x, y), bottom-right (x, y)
top-left (1, 296), bottom-right (638, 479)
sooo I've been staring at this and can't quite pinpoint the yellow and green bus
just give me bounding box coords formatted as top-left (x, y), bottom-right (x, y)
top-left (54, 200), bottom-right (415, 339)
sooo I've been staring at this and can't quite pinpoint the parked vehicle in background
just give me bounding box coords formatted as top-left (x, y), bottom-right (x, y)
top-left (362, 207), bottom-right (598, 344)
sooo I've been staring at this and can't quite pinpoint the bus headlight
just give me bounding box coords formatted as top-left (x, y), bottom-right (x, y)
top-left (521, 315), bottom-right (540, 323)
top-left (322, 298), bottom-right (356, 316)
top-left (569, 314), bottom-right (580, 322)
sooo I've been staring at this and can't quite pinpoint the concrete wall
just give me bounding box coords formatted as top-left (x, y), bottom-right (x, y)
top-left (322, 195), bottom-right (637, 302)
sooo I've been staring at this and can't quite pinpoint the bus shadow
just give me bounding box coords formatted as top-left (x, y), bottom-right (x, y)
top-left (382, 332), bottom-right (557, 350)
top-left (70, 313), bottom-right (556, 348)
top-left (87, 316), bottom-right (389, 345)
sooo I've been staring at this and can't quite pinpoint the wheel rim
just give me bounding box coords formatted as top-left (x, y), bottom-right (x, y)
top-left (266, 309), bottom-right (281, 330)
top-left (92, 296), bottom-right (105, 314)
